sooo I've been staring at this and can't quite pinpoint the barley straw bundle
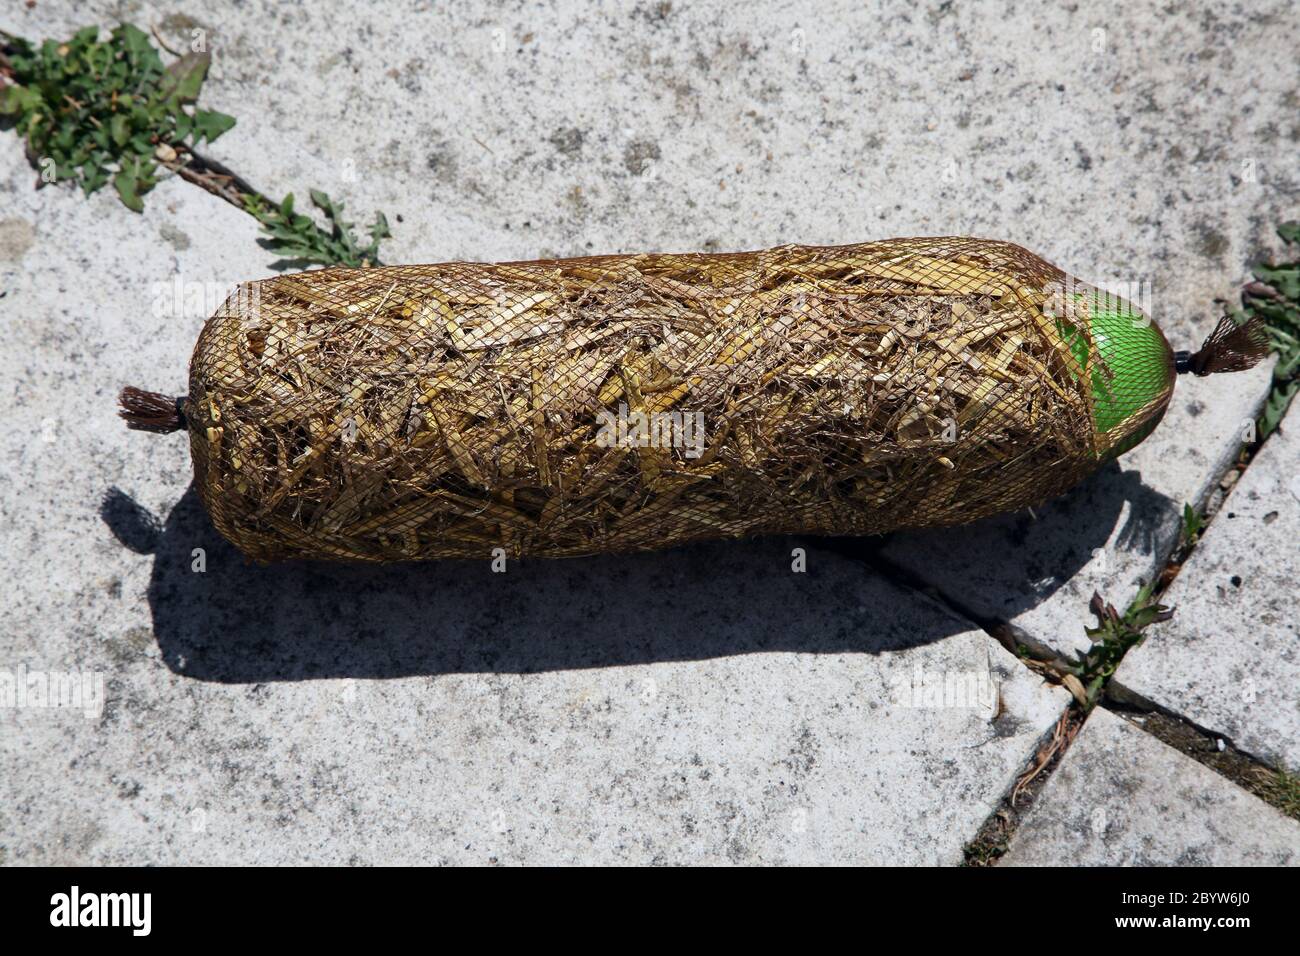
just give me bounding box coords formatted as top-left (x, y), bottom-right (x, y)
top-left (122, 236), bottom-right (1267, 562)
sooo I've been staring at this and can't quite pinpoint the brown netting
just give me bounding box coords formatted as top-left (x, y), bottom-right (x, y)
top-left (177, 237), bottom-right (1174, 562)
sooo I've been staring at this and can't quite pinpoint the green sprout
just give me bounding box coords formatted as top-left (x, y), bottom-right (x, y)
top-left (1179, 503), bottom-right (1206, 548)
top-left (1067, 585), bottom-right (1173, 709)
top-left (244, 189), bottom-right (390, 269)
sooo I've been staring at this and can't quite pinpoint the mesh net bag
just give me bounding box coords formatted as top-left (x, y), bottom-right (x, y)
top-left (121, 236), bottom-right (1267, 562)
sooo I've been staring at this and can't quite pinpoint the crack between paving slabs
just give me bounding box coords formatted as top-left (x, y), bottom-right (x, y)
top-left (1103, 699), bottom-right (1300, 822)
top-left (805, 538), bottom-right (1089, 865)
top-left (1096, 414), bottom-right (1297, 799)
top-left (837, 408), bottom-right (1294, 858)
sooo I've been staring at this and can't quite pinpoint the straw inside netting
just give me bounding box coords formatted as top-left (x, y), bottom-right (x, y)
top-left (185, 237), bottom-right (1174, 561)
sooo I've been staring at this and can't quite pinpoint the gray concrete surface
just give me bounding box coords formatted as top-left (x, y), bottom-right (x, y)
top-left (1002, 707), bottom-right (1300, 866)
top-left (1114, 421), bottom-right (1300, 772)
top-left (3, 0), bottom-right (1298, 864)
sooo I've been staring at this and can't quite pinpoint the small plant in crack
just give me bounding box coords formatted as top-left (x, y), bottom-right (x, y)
top-left (1065, 585), bottom-right (1173, 709)
top-left (1240, 222), bottom-right (1300, 438)
top-left (244, 189), bottom-right (390, 269)
top-left (1179, 502), bottom-right (1206, 549)
top-left (0, 24), bottom-right (235, 211)
top-left (1260, 768), bottom-right (1300, 820)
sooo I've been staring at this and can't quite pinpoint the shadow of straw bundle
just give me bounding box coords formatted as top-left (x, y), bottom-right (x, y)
top-left (184, 237), bottom-right (1127, 562)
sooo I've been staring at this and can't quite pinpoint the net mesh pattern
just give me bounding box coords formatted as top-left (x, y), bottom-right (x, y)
top-left (185, 236), bottom-right (1174, 562)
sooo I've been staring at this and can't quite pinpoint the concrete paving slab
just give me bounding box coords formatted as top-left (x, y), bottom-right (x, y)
top-left (1113, 423), bottom-right (1300, 771)
top-left (0, 134), bottom-right (1069, 864)
top-left (1001, 707), bottom-right (1300, 866)
top-left (2, 0), bottom-right (1292, 866)
top-left (6, 540), bottom-right (1068, 863)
